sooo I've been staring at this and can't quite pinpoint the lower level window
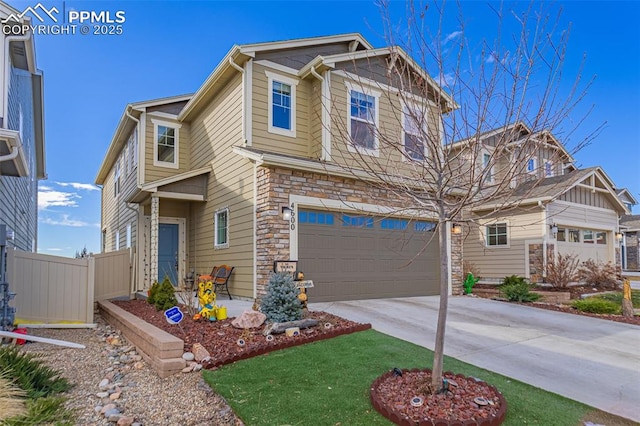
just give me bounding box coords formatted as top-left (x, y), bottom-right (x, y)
top-left (486, 223), bottom-right (508, 246)
top-left (215, 208), bottom-right (229, 248)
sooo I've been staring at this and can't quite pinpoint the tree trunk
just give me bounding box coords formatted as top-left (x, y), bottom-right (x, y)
top-left (263, 318), bottom-right (319, 335)
top-left (431, 220), bottom-right (450, 392)
top-left (622, 279), bottom-right (634, 318)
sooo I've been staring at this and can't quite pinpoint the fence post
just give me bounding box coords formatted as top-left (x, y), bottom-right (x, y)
top-left (86, 257), bottom-right (95, 323)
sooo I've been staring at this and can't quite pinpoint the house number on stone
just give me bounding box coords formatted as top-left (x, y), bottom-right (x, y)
top-left (290, 202), bottom-right (296, 231)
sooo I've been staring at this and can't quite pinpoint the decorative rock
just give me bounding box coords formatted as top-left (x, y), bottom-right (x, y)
top-left (108, 413), bottom-right (122, 422)
top-left (182, 352), bottom-right (195, 362)
top-left (193, 364), bottom-right (203, 372)
top-left (94, 405), bottom-right (103, 414)
top-left (132, 423), bottom-right (142, 426)
top-left (110, 392), bottom-right (121, 401)
top-left (99, 378), bottom-right (110, 390)
top-left (192, 343), bottom-right (211, 362)
top-left (232, 310), bottom-right (267, 329)
top-left (100, 403), bottom-right (117, 415)
top-left (117, 416), bottom-right (135, 426)
top-left (133, 361), bottom-right (144, 370)
top-left (96, 391), bottom-right (109, 398)
top-left (182, 365), bottom-right (194, 373)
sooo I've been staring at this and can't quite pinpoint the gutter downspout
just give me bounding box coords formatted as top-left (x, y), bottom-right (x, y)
top-left (228, 57), bottom-right (247, 143)
top-left (309, 66), bottom-right (331, 161)
top-left (539, 201), bottom-right (548, 281)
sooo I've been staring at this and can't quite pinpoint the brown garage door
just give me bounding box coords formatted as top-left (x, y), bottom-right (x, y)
top-left (298, 209), bottom-right (440, 302)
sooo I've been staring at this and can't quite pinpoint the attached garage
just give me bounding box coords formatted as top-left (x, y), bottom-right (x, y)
top-left (555, 226), bottom-right (612, 264)
top-left (297, 209), bottom-right (440, 302)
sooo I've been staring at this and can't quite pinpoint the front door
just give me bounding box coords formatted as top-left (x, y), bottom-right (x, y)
top-left (158, 223), bottom-right (179, 286)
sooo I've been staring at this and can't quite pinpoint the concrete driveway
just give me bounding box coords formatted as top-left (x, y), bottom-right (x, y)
top-left (310, 296), bottom-right (640, 423)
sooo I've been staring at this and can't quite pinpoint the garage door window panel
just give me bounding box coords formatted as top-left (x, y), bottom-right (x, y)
top-left (583, 230), bottom-right (595, 244)
top-left (596, 232), bottom-right (607, 245)
top-left (342, 215), bottom-right (374, 228)
top-left (299, 211), bottom-right (334, 226)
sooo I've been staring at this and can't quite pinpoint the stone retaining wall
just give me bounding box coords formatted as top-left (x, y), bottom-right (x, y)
top-left (98, 300), bottom-right (185, 378)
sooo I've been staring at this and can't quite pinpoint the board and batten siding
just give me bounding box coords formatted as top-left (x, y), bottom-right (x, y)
top-left (464, 208), bottom-right (545, 278)
top-left (143, 115), bottom-right (191, 184)
top-left (101, 129), bottom-right (139, 253)
top-left (251, 63), bottom-right (311, 157)
top-left (547, 200), bottom-right (618, 230)
top-left (187, 72), bottom-right (254, 298)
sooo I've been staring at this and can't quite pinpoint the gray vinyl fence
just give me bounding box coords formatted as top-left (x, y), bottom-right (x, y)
top-left (6, 249), bottom-right (131, 324)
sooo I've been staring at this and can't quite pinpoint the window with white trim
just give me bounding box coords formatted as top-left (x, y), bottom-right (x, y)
top-left (482, 151), bottom-right (494, 183)
top-left (346, 82), bottom-right (380, 156)
top-left (403, 105), bottom-right (427, 160)
top-left (527, 158), bottom-right (537, 174)
top-left (544, 159), bottom-right (554, 177)
top-left (486, 223), bottom-right (508, 246)
top-left (266, 71), bottom-right (298, 137)
top-left (583, 229), bottom-right (595, 244)
top-left (114, 159), bottom-right (121, 197)
top-left (152, 119), bottom-right (181, 168)
top-left (214, 208), bottom-right (229, 248)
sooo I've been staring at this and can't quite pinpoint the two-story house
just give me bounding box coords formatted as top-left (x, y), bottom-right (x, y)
top-left (96, 33), bottom-right (464, 302)
top-left (458, 123), bottom-right (628, 283)
top-left (0, 3), bottom-right (46, 251)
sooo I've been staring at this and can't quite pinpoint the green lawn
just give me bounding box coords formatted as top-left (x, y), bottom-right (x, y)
top-left (203, 330), bottom-right (633, 426)
top-left (595, 289), bottom-right (640, 307)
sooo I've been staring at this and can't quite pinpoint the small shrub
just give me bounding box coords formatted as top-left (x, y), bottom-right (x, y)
top-left (260, 272), bottom-right (302, 323)
top-left (0, 347), bottom-right (70, 399)
top-left (2, 396), bottom-right (75, 425)
top-left (0, 373), bottom-right (27, 421)
top-left (577, 260), bottom-right (619, 289)
top-left (151, 276), bottom-right (178, 311)
top-left (499, 276), bottom-right (540, 302)
top-left (546, 253), bottom-right (579, 288)
top-left (463, 273), bottom-right (479, 295)
top-left (571, 298), bottom-right (621, 315)
top-left (147, 281), bottom-right (160, 305)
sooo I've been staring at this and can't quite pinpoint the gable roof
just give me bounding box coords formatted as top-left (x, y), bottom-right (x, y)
top-left (95, 94), bottom-right (192, 184)
top-left (616, 188), bottom-right (638, 206)
top-left (473, 167), bottom-right (629, 214)
top-left (298, 46), bottom-right (457, 112)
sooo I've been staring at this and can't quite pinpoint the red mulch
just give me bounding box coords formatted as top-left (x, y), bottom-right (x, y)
top-left (371, 369), bottom-right (506, 425)
top-left (112, 299), bottom-right (370, 368)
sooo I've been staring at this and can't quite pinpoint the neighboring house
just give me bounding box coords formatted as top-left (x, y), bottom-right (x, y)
top-left (0, 3), bottom-right (46, 251)
top-left (460, 123), bottom-right (628, 282)
top-left (96, 33), bottom-right (466, 302)
top-left (620, 215), bottom-right (640, 272)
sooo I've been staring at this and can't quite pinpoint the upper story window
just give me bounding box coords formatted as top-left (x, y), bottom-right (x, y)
top-left (266, 71), bottom-right (298, 138)
top-left (482, 151), bottom-right (494, 183)
top-left (544, 159), bottom-right (554, 177)
top-left (486, 223), bottom-right (508, 246)
top-left (152, 118), bottom-right (181, 169)
top-left (114, 159), bottom-right (121, 197)
top-left (527, 158), bottom-right (537, 174)
top-left (403, 106), bottom-right (427, 161)
top-left (346, 82), bottom-right (380, 157)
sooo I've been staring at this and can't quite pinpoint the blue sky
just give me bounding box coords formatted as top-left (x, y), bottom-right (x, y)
top-left (13, 0), bottom-right (638, 257)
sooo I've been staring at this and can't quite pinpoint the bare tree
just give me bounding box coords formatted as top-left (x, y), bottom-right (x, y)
top-left (325, 0), bottom-right (598, 392)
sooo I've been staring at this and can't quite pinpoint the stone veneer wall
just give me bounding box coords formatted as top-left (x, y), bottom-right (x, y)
top-left (255, 166), bottom-right (464, 297)
top-left (528, 243), bottom-right (555, 283)
top-left (625, 232), bottom-right (638, 271)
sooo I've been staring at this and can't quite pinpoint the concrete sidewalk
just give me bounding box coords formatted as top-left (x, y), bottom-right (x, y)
top-left (310, 296), bottom-right (640, 423)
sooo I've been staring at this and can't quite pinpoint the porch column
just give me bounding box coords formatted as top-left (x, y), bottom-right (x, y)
top-left (150, 195), bottom-right (159, 284)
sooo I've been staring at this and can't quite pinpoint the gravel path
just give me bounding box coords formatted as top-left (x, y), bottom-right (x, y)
top-left (19, 314), bottom-right (243, 426)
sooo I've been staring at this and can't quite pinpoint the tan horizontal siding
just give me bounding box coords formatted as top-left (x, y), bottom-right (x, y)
top-left (251, 63), bottom-right (310, 157)
top-left (187, 72), bottom-right (254, 298)
top-left (548, 201), bottom-right (617, 229)
top-left (143, 116), bottom-right (191, 184)
top-left (463, 209), bottom-right (544, 279)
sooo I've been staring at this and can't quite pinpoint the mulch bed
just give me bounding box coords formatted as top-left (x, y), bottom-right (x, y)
top-left (473, 284), bottom-right (640, 326)
top-left (371, 369), bottom-right (506, 425)
top-left (112, 299), bottom-right (371, 368)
